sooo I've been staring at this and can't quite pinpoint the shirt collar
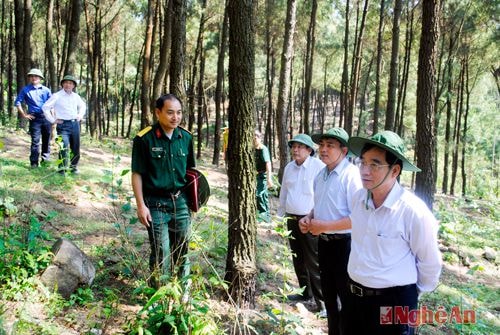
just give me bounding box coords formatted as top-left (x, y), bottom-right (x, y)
top-left (154, 124), bottom-right (181, 139)
top-left (364, 181), bottom-right (404, 210)
top-left (294, 155), bottom-right (311, 168)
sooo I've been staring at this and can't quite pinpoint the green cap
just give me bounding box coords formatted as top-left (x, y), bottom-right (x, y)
top-left (311, 127), bottom-right (349, 146)
top-left (60, 75), bottom-right (78, 87)
top-left (27, 68), bottom-right (44, 79)
top-left (348, 131), bottom-right (421, 172)
top-left (288, 134), bottom-right (315, 156)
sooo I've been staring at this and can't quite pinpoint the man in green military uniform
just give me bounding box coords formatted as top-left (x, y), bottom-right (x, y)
top-left (131, 94), bottom-right (195, 286)
top-left (254, 130), bottom-right (274, 223)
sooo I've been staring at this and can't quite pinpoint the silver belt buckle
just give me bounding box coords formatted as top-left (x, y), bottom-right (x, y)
top-left (350, 283), bottom-right (364, 297)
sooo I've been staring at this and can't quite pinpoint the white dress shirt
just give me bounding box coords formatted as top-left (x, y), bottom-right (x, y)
top-left (313, 157), bottom-right (363, 234)
top-left (278, 156), bottom-right (325, 217)
top-left (42, 89), bottom-right (86, 124)
top-left (348, 182), bottom-right (442, 292)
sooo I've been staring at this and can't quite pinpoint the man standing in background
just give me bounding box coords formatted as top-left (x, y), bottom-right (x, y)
top-left (15, 68), bottom-right (52, 168)
top-left (254, 130), bottom-right (274, 223)
top-left (42, 75), bottom-right (86, 175)
top-left (278, 134), bottom-right (326, 315)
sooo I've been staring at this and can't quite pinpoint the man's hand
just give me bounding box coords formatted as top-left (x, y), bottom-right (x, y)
top-left (299, 216), bottom-right (311, 234)
top-left (307, 219), bottom-right (326, 235)
top-left (137, 205), bottom-right (152, 228)
top-left (23, 113), bottom-right (34, 120)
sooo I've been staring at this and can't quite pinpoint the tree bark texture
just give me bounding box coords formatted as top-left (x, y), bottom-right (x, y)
top-left (373, 0), bottom-right (385, 135)
top-left (14, 0), bottom-right (32, 93)
top-left (212, 0), bottom-right (229, 166)
top-left (415, 0), bottom-right (440, 209)
top-left (140, 0), bottom-right (156, 128)
top-left (276, 0), bottom-right (297, 182)
top-left (169, 0), bottom-right (187, 101)
top-left (340, 0), bottom-right (350, 129)
top-left (225, 0), bottom-right (258, 312)
top-left (302, 0), bottom-right (317, 135)
top-left (348, 0), bottom-right (369, 135)
top-left (385, 0), bottom-right (402, 131)
top-left (62, 0), bottom-right (82, 76)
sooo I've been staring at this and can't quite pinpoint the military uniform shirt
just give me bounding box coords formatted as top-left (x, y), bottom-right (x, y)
top-left (255, 145), bottom-right (271, 173)
top-left (132, 124), bottom-right (195, 197)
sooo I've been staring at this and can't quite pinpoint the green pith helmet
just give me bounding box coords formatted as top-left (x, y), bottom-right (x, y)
top-left (27, 68), bottom-right (44, 79)
top-left (311, 127), bottom-right (349, 146)
top-left (186, 168), bottom-right (210, 212)
top-left (60, 75), bottom-right (78, 87)
top-left (288, 134), bottom-right (316, 156)
top-left (348, 130), bottom-right (421, 172)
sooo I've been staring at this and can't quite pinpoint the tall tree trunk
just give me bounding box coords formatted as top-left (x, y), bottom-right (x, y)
top-left (302, 0), bottom-right (317, 134)
top-left (264, 0), bottom-right (276, 163)
top-left (120, 25), bottom-right (128, 137)
top-left (45, 0), bottom-right (57, 91)
top-left (396, 0), bottom-right (415, 135)
top-left (442, 35), bottom-right (454, 194)
top-left (340, 0), bottom-right (350, 129)
top-left (276, 0), bottom-right (297, 183)
top-left (14, 0), bottom-right (33, 97)
top-left (151, 0), bottom-right (172, 114)
top-left (450, 61), bottom-right (464, 195)
top-left (373, 0), bottom-right (385, 134)
top-left (357, 55), bottom-right (374, 135)
top-left (348, 0), bottom-right (369, 135)
top-left (415, 0), bottom-right (440, 209)
top-left (61, 0), bottom-right (81, 76)
top-left (212, 0), bottom-right (229, 166)
top-left (385, 0), bottom-right (402, 131)
top-left (196, 50), bottom-right (205, 160)
top-left (0, 0), bottom-right (8, 123)
top-left (139, 0), bottom-right (156, 128)
top-left (461, 55), bottom-right (470, 197)
top-left (169, 0), bottom-right (187, 100)
top-left (225, 0), bottom-right (257, 315)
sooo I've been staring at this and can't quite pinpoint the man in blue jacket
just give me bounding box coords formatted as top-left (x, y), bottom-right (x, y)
top-left (15, 68), bottom-right (52, 168)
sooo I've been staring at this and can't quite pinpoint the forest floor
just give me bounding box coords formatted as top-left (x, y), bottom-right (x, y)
top-left (0, 126), bottom-right (499, 334)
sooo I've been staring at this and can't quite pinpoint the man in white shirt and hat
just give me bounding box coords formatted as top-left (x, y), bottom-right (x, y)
top-left (345, 130), bottom-right (442, 335)
top-left (278, 134), bottom-right (325, 314)
top-left (43, 75), bottom-right (86, 175)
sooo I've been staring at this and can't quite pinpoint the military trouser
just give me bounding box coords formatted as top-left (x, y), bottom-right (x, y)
top-left (145, 194), bottom-right (191, 285)
top-left (256, 172), bottom-right (270, 223)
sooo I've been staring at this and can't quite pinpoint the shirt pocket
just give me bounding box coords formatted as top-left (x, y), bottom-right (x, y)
top-left (300, 178), bottom-right (314, 196)
top-left (375, 232), bottom-right (408, 267)
top-left (150, 147), bottom-right (165, 160)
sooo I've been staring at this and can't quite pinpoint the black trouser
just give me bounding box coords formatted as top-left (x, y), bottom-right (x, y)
top-left (318, 234), bottom-right (351, 335)
top-left (344, 279), bottom-right (418, 335)
top-left (28, 114), bottom-right (52, 165)
top-left (56, 119), bottom-right (81, 170)
top-left (286, 214), bottom-right (323, 302)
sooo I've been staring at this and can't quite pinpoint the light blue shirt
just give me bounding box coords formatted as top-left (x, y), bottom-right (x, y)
top-left (348, 182), bottom-right (442, 292)
top-left (313, 158), bottom-right (363, 234)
